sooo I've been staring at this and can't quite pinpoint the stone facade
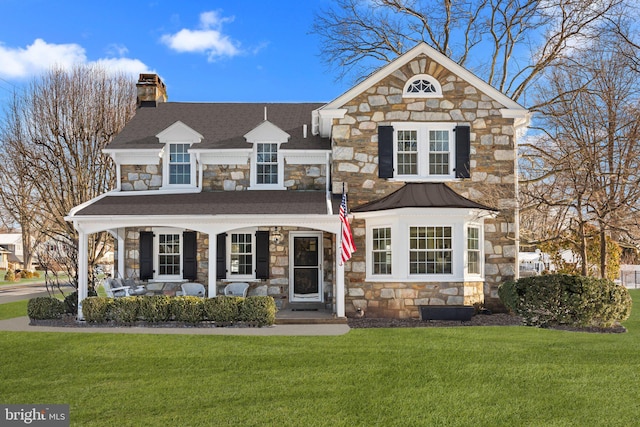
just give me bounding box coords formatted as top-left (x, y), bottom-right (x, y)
top-left (122, 226), bottom-right (335, 310)
top-left (331, 54), bottom-right (518, 316)
top-left (121, 165), bottom-right (162, 191)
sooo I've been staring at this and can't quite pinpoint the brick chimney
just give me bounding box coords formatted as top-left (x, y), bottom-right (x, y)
top-left (136, 74), bottom-right (167, 107)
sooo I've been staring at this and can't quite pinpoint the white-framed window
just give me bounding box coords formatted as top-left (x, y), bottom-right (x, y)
top-left (154, 229), bottom-right (182, 280)
top-left (372, 227), bottom-right (392, 275)
top-left (162, 142), bottom-right (196, 188)
top-left (403, 74), bottom-right (443, 98)
top-left (257, 143), bottom-right (278, 184)
top-left (393, 122), bottom-right (456, 180)
top-left (169, 143), bottom-right (191, 184)
top-left (467, 226), bottom-right (481, 275)
top-left (363, 211), bottom-right (485, 282)
top-left (250, 143), bottom-right (284, 189)
top-left (409, 226), bottom-right (452, 275)
top-left (228, 232), bottom-right (254, 279)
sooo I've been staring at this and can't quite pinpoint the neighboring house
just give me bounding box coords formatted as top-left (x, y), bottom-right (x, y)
top-left (0, 233), bottom-right (24, 267)
top-left (67, 43), bottom-right (528, 319)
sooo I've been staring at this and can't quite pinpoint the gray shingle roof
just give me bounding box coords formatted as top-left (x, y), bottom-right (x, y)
top-left (75, 191), bottom-right (340, 216)
top-left (108, 102), bottom-right (329, 150)
top-left (352, 183), bottom-right (496, 212)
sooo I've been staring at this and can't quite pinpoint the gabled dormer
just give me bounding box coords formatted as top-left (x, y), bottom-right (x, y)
top-left (244, 120), bottom-right (290, 190)
top-left (156, 121), bottom-right (202, 189)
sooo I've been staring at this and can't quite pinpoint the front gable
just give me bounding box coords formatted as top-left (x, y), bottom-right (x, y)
top-left (156, 121), bottom-right (203, 144)
top-left (320, 42), bottom-right (526, 117)
top-left (244, 120), bottom-right (290, 144)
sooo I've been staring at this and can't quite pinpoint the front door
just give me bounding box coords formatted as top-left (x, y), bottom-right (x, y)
top-left (290, 232), bottom-right (322, 302)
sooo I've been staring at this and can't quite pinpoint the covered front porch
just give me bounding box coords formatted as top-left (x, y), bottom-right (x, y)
top-left (67, 190), bottom-right (347, 321)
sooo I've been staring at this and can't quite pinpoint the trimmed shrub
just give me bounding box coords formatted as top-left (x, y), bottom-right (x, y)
top-left (27, 297), bottom-right (65, 320)
top-left (203, 296), bottom-right (242, 324)
top-left (64, 289), bottom-right (98, 315)
top-left (138, 296), bottom-right (172, 322)
top-left (238, 296), bottom-right (277, 327)
top-left (82, 297), bottom-right (114, 323)
top-left (4, 270), bottom-right (15, 281)
top-left (32, 271), bottom-right (41, 278)
top-left (110, 297), bottom-right (140, 323)
top-left (499, 274), bottom-right (632, 328)
top-left (170, 296), bottom-right (205, 324)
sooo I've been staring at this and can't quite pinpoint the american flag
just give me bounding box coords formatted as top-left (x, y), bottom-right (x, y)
top-left (339, 191), bottom-right (356, 264)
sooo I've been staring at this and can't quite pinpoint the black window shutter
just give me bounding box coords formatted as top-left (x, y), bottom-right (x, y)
top-left (378, 125), bottom-right (394, 178)
top-left (455, 125), bottom-right (471, 178)
top-left (182, 231), bottom-right (197, 281)
top-left (255, 231), bottom-right (270, 279)
top-left (216, 233), bottom-right (227, 279)
top-left (139, 231), bottom-right (154, 280)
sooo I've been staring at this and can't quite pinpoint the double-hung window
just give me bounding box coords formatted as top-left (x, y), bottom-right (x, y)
top-left (392, 123), bottom-right (456, 180)
top-left (467, 226), bottom-right (481, 275)
top-left (230, 233), bottom-right (253, 278)
top-left (169, 143), bottom-right (191, 185)
top-left (409, 226), bottom-right (452, 275)
top-left (257, 143), bottom-right (278, 184)
top-left (372, 227), bottom-right (392, 275)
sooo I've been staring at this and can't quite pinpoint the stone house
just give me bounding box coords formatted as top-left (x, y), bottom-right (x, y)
top-left (68, 43), bottom-right (528, 319)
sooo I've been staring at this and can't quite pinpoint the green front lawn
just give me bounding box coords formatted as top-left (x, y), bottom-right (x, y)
top-left (0, 271), bottom-right (69, 287)
top-left (0, 291), bottom-right (638, 426)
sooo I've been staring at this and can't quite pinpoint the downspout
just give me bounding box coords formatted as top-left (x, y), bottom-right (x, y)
top-left (196, 153), bottom-right (203, 191)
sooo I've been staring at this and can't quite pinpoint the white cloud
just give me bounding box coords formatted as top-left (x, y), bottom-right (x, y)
top-left (0, 38), bottom-right (152, 80)
top-left (0, 38), bottom-right (87, 78)
top-left (160, 10), bottom-right (241, 61)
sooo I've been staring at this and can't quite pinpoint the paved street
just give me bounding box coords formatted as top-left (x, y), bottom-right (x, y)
top-left (0, 283), bottom-right (67, 303)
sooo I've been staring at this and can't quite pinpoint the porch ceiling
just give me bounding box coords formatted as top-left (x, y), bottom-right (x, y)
top-left (73, 191), bottom-right (340, 217)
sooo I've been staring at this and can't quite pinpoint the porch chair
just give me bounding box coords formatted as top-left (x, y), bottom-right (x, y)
top-left (180, 282), bottom-right (206, 297)
top-left (224, 282), bottom-right (249, 297)
top-left (103, 278), bottom-right (134, 298)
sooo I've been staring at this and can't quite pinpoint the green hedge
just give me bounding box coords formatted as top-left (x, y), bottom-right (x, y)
top-left (239, 296), bottom-right (277, 327)
top-left (138, 296), bottom-right (172, 322)
top-left (499, 274), bottom-right (632, 327)
top-left (204, 296), bottom-right (242, 324)
top-left (27, 297), bottom-right (65, 320)
top-left (170, 296), bottom-right (205, 324)
top-left (77, 295), bottom-right (277, 326)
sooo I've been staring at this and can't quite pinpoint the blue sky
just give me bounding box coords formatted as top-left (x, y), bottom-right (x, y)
top-left (0, 0), bottom-right (353, 104)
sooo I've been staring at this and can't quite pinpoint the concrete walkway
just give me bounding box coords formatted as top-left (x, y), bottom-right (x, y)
top-left (0, 316), bottom-right (351, 336)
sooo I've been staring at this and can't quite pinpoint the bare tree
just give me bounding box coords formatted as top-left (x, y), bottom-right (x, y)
top-left (521, 34), bottom-right (640, 277)
top-left (0, 65), bottom-right (136, 291)
top-left (311, 0), bottom-right (624, 103)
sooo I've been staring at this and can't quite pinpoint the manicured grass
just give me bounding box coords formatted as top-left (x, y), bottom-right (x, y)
top-left (0, 291), bottom-right (638, 426)
top-left (0, 271), bottom-right (69, 287)
top-left (0, 299), bottom-right (28, 320)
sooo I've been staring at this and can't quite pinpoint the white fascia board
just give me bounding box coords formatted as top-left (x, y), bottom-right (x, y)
top-left (192, 149), bottom-right (252, 165)
top-left (282, 149), bottom-right (331, 164)
top-left (500, 108), bottom-right (531, 129)
top-left (353, 207), bottom-right (496, 221)
top-left (321, 43), bottom-right (527, 115)
top-left (318, 109), bottom-right (347, 138)
top-left (103, 149), bottom-right (162, 165)
top-left (66, 190), bottom-right (119, 219)
top-left (68, 214), bottom-right (341, 235)
top-left (156, 120), bottom-right (203, 143)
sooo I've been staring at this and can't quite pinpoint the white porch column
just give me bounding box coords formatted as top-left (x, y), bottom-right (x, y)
top-left (335, 238), bottom-right (345, 318)
top-left (117, 228), bottom-right (126, 278)
top-left (208, 238), bottom-right (217, 298)
top-left (77, 230), bottom-right (89, 320)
